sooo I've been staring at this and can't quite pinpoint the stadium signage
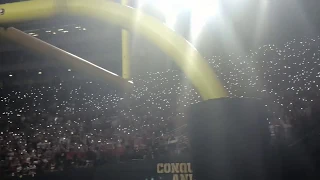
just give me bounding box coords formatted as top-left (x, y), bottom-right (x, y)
top-left (157, 163), bottom-right (193, 180)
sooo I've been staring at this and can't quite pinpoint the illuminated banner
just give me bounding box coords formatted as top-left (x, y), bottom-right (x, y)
top-left (157, 163), bottom-right (193, 180)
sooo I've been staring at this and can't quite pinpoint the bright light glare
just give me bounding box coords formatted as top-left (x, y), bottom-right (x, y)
top-left (150, 0), bottom-right (186, 29)
top-left (139, 0), bottom-right (219, 41)
top-left (190, 0), bottom-right (219, 41)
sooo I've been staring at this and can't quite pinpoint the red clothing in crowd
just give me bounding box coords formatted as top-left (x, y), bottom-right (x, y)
top-left (66, 152), bottom-right (76, 160)
top-left (113, 146), bottom-right (125, 156)
top-left (77, 152), bottom-right (86, 160)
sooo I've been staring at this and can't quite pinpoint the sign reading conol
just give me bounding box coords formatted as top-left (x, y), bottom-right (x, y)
top-left (157, 163), bottom-right (193, 180)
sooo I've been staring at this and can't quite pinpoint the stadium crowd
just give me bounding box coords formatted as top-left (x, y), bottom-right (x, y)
top-left (0, 79), bottom-right (191, 177)
top-left (1, 36), bottom-right (320, 177)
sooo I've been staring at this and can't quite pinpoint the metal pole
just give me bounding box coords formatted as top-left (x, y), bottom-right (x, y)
top-left (121, 0), bottom-right (131, 80)
top-left (0, 27), bottom-right (132, 91)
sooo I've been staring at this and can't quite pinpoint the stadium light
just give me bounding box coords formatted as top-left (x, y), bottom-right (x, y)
top-left (138, 0), bottom-right (219, 41)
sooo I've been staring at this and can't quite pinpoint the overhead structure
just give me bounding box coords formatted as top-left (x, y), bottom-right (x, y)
top-left (0, 27), bottom-right (132, 90)
top-left (0, 0), bottom-right (227, 100)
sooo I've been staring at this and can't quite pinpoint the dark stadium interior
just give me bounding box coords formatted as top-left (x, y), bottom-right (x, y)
top-left (2, 0), bottom-right (320, 179)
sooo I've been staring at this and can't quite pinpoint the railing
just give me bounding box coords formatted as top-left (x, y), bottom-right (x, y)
top-left (155, 124), bottom-right (188, 140)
